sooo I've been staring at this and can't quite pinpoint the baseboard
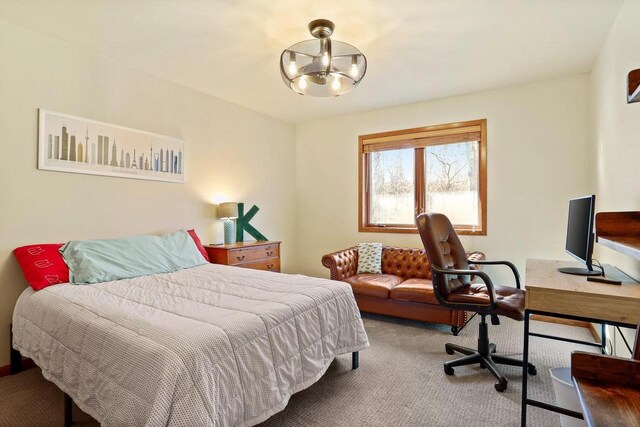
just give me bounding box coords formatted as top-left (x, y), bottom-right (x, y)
top-left (0, 358), bottom-right (36, 377)
top-left (530, 314), bottom-right (592, 329)
top-left (531, 314), bottom-right (598, 342)
top-left (588, 323), bottom-right (601, 343)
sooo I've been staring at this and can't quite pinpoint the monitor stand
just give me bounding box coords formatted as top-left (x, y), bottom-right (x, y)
top-left (557, 267), bottom-right (601, 276)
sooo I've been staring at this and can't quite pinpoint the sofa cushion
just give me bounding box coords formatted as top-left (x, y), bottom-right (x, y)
top-left (343, 274), bottom-right (403, 299)
top-left (390, 278), bottom-right (438, 305)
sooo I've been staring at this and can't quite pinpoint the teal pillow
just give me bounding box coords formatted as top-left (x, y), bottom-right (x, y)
top-left (60, 230), bottom-right (208, 284)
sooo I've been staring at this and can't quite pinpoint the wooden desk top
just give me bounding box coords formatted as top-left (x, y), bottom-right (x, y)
top-left (525, 259), bottom-right (640, 326)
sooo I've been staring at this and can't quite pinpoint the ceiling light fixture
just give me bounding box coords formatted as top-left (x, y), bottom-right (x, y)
top-left (280, 19), bottom-right (367, 97)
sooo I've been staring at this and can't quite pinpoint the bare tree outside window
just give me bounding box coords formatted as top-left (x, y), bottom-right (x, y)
top-left (426, 142), bottom-right (479, 225)
top-left (370, 148), bottom-right (414, 225)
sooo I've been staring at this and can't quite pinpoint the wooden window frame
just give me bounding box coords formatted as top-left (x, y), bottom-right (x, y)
top-left (358, 119), bottom-right (487, 236)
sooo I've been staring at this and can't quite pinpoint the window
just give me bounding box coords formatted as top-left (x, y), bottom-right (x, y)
top-left (359, 119), bottom-right (487, 235)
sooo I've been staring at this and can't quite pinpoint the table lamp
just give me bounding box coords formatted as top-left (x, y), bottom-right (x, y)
top-left (218, 202), bottom-right (239, 244)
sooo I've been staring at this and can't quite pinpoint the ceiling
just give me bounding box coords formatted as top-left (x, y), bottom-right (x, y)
top-left (0, 0), bottom-right (624, 123)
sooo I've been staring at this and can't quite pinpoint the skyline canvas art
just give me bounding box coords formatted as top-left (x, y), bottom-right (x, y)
top-left (38, 109), bottom-right (186, 183)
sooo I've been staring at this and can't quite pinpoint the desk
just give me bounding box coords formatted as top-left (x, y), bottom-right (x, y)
top-left (521, 259), bottom-right (640, 426)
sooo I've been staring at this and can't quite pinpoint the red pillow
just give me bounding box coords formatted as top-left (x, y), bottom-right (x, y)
top-left (187, 229), bottom-right (210, 262)
top-left (14, 244), bottom-right (69, 291)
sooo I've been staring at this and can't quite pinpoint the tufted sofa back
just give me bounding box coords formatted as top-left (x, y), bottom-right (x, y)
top-left (322, 246), bottom-right (432, 281)
top-left (380, 247), bottom-right (432, 280)
top-left (322, 244), bottom-right (484, 282)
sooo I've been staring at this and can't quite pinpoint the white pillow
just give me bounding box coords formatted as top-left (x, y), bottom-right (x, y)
top-left (357, 243), bottom-right (383, 274)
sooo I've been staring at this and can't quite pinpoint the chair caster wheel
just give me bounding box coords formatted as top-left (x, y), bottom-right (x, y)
top-left (480, 361), bottom-right (487, 369)
top-left (528, 365), bottom-right (537, 376)
top-left (494, 381), bottom-right (507, 392)
top-left (445, 347), bottom-right (454, 355)
top-left (444, 366), bottom-right (454, 376)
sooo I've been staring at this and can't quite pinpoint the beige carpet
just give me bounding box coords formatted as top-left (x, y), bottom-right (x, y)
top-left (0, 315), bottom-right (594, 427)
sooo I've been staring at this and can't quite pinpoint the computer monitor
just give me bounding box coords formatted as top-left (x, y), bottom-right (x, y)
top-left (558, 195), bottom-right (600, 276)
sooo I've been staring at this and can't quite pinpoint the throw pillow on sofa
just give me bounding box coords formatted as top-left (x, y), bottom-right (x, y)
top-left (357, 243), bottom-right (383, 274)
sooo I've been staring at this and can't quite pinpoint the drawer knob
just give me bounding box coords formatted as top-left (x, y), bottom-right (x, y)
top-left (267, 264), bottom-right (274, 269)
top-left (237, 255), bottom-right (245, 261)
top-left (266, 251), bottom-right (274, 256)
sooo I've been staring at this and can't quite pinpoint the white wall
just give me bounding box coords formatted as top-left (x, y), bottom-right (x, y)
top-left (591, 0), bottom-right (640, 280)
top-left (590, 0), bottom-right (640, 356)
top-left (0, 20), bottom-right (297, 367)
top-left (295, 75), bottom-right (593, 283)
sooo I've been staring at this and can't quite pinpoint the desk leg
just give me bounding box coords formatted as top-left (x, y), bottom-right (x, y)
top-left (601, 323), bottom-right (607, 354)
top-left (521, 310), bottom-right (530, 427)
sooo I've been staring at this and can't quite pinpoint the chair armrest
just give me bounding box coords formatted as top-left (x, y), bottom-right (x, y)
top-left (468, 259), bottom-right (521, 289)
top-left (571, 351), bottom-right (640, 387)
top-left (431, 264), bottom-right (497, 310)
top-left (321, 247), bottom-right (358, 281)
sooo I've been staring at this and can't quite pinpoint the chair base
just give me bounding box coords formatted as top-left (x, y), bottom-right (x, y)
top-left (443, 315), bottom-right (536, 392)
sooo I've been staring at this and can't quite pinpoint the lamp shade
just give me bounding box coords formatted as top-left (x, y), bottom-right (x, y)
top-left (218, 202), bottom-right (238, 219)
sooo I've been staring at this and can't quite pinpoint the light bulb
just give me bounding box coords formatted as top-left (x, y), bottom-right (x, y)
top-left (331, 75), bottom-right (341, 91)
top-left (288, 61), bottom-right (297, 75)
top-left (298, 76), bottom-right (308, 90)
top-left (350, 63), bottom-right (359, 78)
top-left (322, 52), bottom-right (330, 67)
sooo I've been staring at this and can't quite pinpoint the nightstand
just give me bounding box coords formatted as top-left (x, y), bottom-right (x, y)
top-left (205, 241), bottom-right (281, 272)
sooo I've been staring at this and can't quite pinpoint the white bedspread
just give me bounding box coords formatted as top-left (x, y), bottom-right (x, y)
top-left (12, 264), bottom-right (369, 426)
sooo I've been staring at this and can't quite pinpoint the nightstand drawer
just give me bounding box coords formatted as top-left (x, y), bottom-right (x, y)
top-left (228, 244), bottom-right (279, 265)
top-left (205, 241), bottom-right (281, 272)
top-left (236, 258), bottom-right (280, 272)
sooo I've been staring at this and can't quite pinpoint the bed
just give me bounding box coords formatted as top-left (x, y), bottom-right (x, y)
top-left (11, 263), bottom-right (369, 426)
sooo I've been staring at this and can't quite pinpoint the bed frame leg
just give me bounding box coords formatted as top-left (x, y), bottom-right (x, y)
top-left (64, 393), bottom-right (73, 427)
top-left (352, 351), bottom-right (359, 370)
top-left (9, 324), bottom-right (22, 375)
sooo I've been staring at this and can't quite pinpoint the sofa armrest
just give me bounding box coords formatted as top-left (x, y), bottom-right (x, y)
top-left (466, 251), bottom-right (486, 281)
top-left (467, 251), bottom-right (486, 265)
top-left (322, 247), bottom-right (359, 281)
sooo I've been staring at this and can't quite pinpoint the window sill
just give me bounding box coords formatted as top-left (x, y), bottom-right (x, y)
top-left (359, 225), bottom-right (486, 236)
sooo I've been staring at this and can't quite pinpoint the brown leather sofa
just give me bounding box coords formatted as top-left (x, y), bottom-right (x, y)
top-left (322, 246), bottom-right (485, 335)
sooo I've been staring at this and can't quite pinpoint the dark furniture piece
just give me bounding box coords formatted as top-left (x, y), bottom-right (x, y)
top-left (595, 211), bottom-right (640, 260)
top-left (205, 240), bottom-right (281, 272)
top-left (628, 68), bottom-right (640, 104)
top-left (416, 212), bottom-right (536, 392)
top-left (322, 245), bottom-right (485, 335)
top-left (571, 321), bottom-right (640, 427)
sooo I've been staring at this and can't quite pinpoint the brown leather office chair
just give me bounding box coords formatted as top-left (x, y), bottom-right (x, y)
top-left (416, 212), bottom-right (536, 392)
